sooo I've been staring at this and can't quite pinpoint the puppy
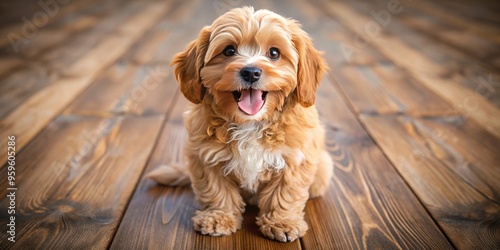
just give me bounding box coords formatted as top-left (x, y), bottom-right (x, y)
top-left (149, 6), bottom-right (333, 242)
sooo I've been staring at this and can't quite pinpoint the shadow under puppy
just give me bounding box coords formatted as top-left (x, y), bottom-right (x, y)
top-left (149, 6), bottom-right (333, 242)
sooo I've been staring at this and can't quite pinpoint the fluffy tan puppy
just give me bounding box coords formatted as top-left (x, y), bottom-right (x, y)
top-left (149, 6), bottom-right (333, 242)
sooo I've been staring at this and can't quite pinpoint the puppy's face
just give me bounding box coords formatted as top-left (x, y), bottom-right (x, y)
top-left (171, 7), bottom-right (327, 123)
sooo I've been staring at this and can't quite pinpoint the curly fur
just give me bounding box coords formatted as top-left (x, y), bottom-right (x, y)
top-left (149, 6), bottom-right (333, 242)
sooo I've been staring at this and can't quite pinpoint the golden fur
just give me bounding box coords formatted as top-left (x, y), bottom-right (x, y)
top-left (148, 7), bottom-right (333, 242)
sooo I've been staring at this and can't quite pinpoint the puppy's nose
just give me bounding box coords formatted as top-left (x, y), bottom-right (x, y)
top-left (240, 67), bottom-right (262, 83)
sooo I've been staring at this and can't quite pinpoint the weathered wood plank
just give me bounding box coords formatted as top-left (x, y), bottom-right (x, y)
top-left (43, 1), bottom-right (161, 77)
top-left (14, 30), bottom-right (70, 58)
top-left (0, 0), bottom-right (143, 120)
top-left (0, 57), bottom-right (23, 77)
top-left (0, 63), bottom-right (55, 118)
top-left (0, 1), bottom-right (170, 168)
top-left (63, 62), bottom-right (175, 117)
top-left (435, 0), bottom-right (500, 25)
top-left (120, 0), bottom-right (201, 64)
top-left (0, 0), bottom-right (100, 47)
top-left (415, 116), bottom-right (500, 202)
top-left (320, 0), bottom-right (500, 139)
top-left (63, 0), bottom-right (204, 117)
top-left (2, 0), bottom-right (495, 248)
top-left (319, 1), bottom-right (500, 247)
top-left (45, 0), bottom-right (128, 31)
top-left (0, 115), bottom-right (164, 249)
top-left (10, 0), bottom-right (129, 58)
top-left (336, 65), bottom-right (455, 116)
top-left (335, 66), bottom-right (401, 114)
top-left (0, 0), bottom-right (103, 53)
top-left (347, 0), bottom-right (500, 106)
top-left (0, 1), bottom-right (157, 119)
top-left (121, 28), bottom-right (171, 65)
top-left (299, 77), bottom-right (453, 249)
top-left (360, 114), bottom-right (500, 249)
top-left (399, 14), bottom-right (500, 69)
top-left (403, 0), bottom-right (500, 44)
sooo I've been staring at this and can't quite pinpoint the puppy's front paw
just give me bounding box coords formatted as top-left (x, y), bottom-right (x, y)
top-left (192, 209), bottom-right (242, 236)
top-left (256, 213), bottom-right (308, 242)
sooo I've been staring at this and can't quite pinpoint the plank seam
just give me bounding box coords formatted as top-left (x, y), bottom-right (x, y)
top-left (106, 89), bottom-right (180, 249)
top-left (325, 69), bottom-right (458, 249)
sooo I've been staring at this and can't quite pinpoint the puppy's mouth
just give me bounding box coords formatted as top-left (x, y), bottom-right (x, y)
top-left (232, 88), bottom-right (268, 116)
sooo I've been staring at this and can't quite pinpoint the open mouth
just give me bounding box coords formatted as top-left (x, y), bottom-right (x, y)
top-left (232, 89), bottom-right (268, 116)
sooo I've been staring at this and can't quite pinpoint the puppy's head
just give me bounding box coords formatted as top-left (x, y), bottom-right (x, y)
top-left (171, 7), bottom-right (327, 123)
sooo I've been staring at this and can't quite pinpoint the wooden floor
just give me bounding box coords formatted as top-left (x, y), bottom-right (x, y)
top-left (0, 0), bottom-right (499, 249)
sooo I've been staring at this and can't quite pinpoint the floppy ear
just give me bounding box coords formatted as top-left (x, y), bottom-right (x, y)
top-left (170, 27), bottom-right (211, 104)
top-left (290, 22), bottom-right (328, 107)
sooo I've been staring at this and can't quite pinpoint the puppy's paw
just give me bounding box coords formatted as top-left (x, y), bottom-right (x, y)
top-left (192, 209), bottom-right (242, 236)
top-left (256, 213), bottom-right (308, 242)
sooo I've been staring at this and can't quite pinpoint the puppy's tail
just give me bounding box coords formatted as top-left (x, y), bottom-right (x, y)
top-left (146, 163), bottom-right (191, 186)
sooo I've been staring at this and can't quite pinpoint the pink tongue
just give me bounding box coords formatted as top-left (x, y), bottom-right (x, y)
top-left (237, 89), bottom-right (265, 115)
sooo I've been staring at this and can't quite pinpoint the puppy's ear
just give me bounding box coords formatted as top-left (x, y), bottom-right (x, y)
top-left (290, 21), bottom-right (328, 107)
top-left (170, 27), bottom-right (211, 104)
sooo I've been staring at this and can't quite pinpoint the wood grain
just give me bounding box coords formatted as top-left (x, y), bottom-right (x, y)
top-left (400, 14), bottom-right (500, 69)
top-left (120, 0), bottom-right (201, 64)
top-left (0, 0), bottom-right (170, 168)
top-left (14, 0), bottom-right (129, 58)
top-left (336, 65), bottom-right (455, 116)
top-left (315, 1), bottom-right (500, 247)
top-left (433, 0), bottom-right (500, 26)
top-left (0, 57), bottom-right (23, 77)
top-left (299, 77), bottom-right (453, 249)
top-left (63, 62), bottom-right (175, 117)
top-left (0, 115), bottom-right (164, 249)
top-left (320, 0), bottom-right (500, 139)
top-left (0, 0), bottom-right (157, 117)
top-left (403, 0), bottom-right (500, 44)
top-left (0, 0), bottom-right (101, 48)
top-left (2, 0), bottom-right (499, 248)
top-left (360, 114), bottom-right (500, 249)
top-left (415, 116), bottom-right (500, 202)
top-left (347, 0), bottom-right (500, 106)
top-left (0, 64), bottom-right (55, 118)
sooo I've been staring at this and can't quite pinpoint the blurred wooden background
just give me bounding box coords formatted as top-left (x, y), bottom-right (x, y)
top-left (0, 0), bottom-right (499, 249)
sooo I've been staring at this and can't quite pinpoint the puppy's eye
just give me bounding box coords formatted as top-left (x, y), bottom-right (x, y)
top-left (267, 47), bottom-right (280, 60)
top-left (222, 45), bottom-right (236, 56)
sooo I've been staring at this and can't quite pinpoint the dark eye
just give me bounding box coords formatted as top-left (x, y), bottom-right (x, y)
top-left (222, 45), bottom-right (236, 56)
top-left (267, 47), bottom-right (280, 60)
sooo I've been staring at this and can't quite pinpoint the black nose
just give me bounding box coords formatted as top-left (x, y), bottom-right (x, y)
top-left (240, 67), bottom-right (262, 83)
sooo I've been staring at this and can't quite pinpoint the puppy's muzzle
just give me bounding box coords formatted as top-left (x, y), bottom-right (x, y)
top-left (240, 67), bottom-right (262, 85)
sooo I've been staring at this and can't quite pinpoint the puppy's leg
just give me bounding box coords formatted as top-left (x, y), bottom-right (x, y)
top-left (256, 165), bottom-right (314, 242)
top-left (309, 150), bottom-right (333, 198)
top-left (190, 159), bottom-right (244, 236)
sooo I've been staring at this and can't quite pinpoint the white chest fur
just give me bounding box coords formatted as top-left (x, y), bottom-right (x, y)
top-left (198, 122), bottom-right (300, 192)
top-left (224, 122), bottom-right (287, 191)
